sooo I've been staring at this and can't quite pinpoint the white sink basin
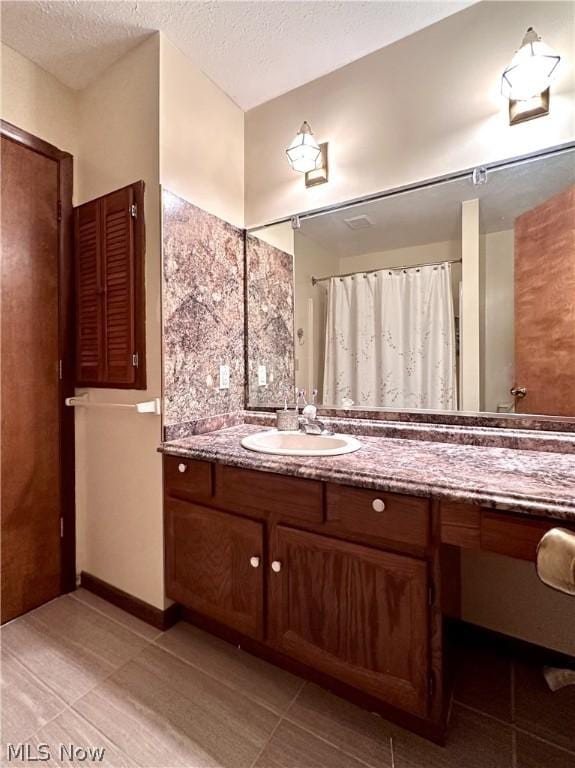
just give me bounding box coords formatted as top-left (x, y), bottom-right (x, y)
top-left (241, 430), bottom-right (361, 457)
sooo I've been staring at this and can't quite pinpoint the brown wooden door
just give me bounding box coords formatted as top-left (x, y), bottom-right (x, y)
top-left (269, 526), bottom-right (429, 716)
top-left (514, 185), bottom-right (575, 415)
top-left (1, 136), bottom-right (62, 622)
top-left (165, 500), bottom-right (264, 639)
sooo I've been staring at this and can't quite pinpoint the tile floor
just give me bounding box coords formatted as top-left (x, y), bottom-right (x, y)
top-left (2, 590), bottom-right (574, 767)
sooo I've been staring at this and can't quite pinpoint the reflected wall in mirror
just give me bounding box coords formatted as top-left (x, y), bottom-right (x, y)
top-left (247, 146), bottom-right (575, 417)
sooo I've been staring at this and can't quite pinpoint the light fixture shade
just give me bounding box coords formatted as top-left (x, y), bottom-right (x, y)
top-left (286, 121), bottom-right (321, 173)
top-left (502, 27), bottom-right (560, 101)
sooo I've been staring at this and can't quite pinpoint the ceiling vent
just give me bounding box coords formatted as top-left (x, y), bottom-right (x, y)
top-left (343, 215), bottom-right (373, 230)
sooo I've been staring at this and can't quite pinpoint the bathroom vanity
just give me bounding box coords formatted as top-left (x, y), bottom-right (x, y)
top-left (161, 423), bottom-right (575, 743)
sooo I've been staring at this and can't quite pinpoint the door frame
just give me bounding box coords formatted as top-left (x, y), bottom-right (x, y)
top-left (1, 120), bottom-right (76, 594)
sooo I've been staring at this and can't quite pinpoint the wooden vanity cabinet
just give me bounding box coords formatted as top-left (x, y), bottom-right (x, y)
top-left (164, 455), bottom-right (437, 731)
top-left (268, 526), bottom-right (430, 716)
top-left (165, 498), bottom-right (264, 639)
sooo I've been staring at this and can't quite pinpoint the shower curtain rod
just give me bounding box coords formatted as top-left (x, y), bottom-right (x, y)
top-left (311, 258), bottom-right (462, 286)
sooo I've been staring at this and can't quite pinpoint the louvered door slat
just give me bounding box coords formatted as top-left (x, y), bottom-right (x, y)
top-left (75, 201), bottom-right (102, 383)
top-left (101, 187), bottom-right (135, 385)
top-left (74, 181), bottom-right (146, 389)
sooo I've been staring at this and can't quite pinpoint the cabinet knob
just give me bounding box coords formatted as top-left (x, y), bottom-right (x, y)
top-left (178, 463), bottom-right (187, 473)
top-left (372, 498), bottom-right (386, 512)
top-left (271, 560), bottom-right (282, 573)
top-left (250, 556), bottom-right (260, 568)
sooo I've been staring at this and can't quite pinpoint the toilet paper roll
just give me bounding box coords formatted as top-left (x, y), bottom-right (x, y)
top-left (536, 528), bottom-right (575, 596)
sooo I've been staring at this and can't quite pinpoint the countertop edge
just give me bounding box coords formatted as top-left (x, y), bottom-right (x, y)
top-left (159, 441), bottom-right (575, 522)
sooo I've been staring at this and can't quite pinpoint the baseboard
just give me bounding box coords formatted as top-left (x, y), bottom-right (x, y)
top-left (80, 572), bottom-right (179, 631)
top-left (447, 618), bottom-right (575, 669)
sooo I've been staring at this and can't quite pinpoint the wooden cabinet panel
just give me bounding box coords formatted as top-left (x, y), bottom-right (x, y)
top-left (75, 181), bottom-right (145, 388)
top-left (164, 456), bottom-right (213, 501)
top-left (268, 526), bottom-right (429, 716)
top-left (75, 199), bottom-right (103, 384)
top-left (165, 500), bottom-right (264, 639)
top-left (440, 501), bottom-right (480, 548)
top-left (215, 465), bottom-right (323, 523)
top-left (481, 513), bottom-right (552, 562)
top-left (101, 186), bottom-right (136, 386)
top-left (325, 484), bottom-right (429, 549)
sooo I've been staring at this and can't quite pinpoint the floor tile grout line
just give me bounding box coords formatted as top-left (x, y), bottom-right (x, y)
top-left (510, 660), bottom-right (516, 725)
top-left (278, 715), bottom-right (389, 768)
top-left (457, 699), bottom-right (575, 759)
top-left (513, 725), bottom-right (575, 757)
top-left (281, 682), bottom-right (390, 768)
top-left (454, 701), bottom-right (514, 728)
top-left (248, 715), bottom-right (285, 768)
top-left (68, 591), bottom-right (164, 643)
top-left (511, 728), bottom-right (517, 768)
top-left (148, 636), bottom-right (301, 719)
top-left (2, 650), bottom-right (71, 712)
top-left (70, 702), bottom-right (139, 766)
top-left (5, 622), bottom-right (159, 721)
top-left (13, 641), bottom-right (158, 749)
top-left (248, 681), bottom-right (307, 768)
top-left (0, 594), bottom-right (63, 630)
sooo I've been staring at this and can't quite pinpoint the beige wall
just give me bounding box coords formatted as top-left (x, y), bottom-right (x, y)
top-left (481, 229), bottom-right (515, 413)
top-left (245, 1), bottom-right (575, 227)
top-left (159, 35), bottom-right (244, 228)
top-left (1, 43), bottom-right (77, 187)
top-left (462, 550), bottom-right (575, 656)
top-left (293, 234), bottom-right (333, 396)
top-left (75, 35), bottom-right (165, 608)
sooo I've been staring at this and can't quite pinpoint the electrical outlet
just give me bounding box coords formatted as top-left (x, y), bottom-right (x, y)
top-left (219, 364), bottom-right (230, 390)
top-left (258, 365), bottom-right (267, 386)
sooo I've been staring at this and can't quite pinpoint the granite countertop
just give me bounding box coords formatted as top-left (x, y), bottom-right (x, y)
top-left (160, 424), bottom-right (575, 521)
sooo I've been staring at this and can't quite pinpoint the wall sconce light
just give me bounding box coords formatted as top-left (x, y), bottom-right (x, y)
top-left (502, 27), bottom-right (560, 125)
top-left (286, 121), bottom-right (329, 187)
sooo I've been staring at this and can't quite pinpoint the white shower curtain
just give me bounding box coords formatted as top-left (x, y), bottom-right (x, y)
top-left (323, 264), bottom-right (457, 410)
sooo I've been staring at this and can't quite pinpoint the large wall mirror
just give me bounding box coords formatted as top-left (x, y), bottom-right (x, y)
top-left (246, 145), bottom-right (575, 419)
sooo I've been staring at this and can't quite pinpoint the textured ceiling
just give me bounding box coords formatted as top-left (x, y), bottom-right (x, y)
top-left (0, 1), bottom-right (474, 109)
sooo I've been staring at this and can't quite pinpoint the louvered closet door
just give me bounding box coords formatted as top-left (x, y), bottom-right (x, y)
top-left (75, 181), bottom-right (145, 389)
top-left (101, 187), bottom-right (136, 386)
top-left (76, 200), bottom-right (103, 383)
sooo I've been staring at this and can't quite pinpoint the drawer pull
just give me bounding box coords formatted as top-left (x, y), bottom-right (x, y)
top-left (250, 556), bottom-right (260, 569)
top-left (372, 498), bottom-right (386, 512)
top-left (178, 463), bottom-right (187, 473)
top-left (271, 560), bottom-right (282, 573)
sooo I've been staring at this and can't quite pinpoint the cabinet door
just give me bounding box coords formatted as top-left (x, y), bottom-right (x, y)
top-left (74, 181), bottom-right (146, 388)
top-left (165, 500), bottom-right (264, 639)
top-left (269, 526), bottom-right (429, 716)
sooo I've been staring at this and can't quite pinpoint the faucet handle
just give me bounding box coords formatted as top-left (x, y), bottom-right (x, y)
top-left (302, 403), bottom-right (317, 420)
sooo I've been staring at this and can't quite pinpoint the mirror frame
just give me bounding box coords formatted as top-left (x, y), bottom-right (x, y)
top-left (244, 141), bottom-right (575, 431)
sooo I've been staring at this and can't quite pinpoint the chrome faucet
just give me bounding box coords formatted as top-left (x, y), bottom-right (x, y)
top-left (299, 404), bottom-right (333, 436)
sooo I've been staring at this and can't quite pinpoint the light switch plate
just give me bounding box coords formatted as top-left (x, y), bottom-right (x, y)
top-left (258, 365), bottom-right (267, 386)
top-left (219, 364), bottom-right (230, 390)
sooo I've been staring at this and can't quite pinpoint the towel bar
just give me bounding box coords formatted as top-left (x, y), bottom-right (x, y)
top-left (65, 395), bottom-right (161, 415)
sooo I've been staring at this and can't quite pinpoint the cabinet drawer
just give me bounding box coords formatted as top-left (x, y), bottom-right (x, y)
top-left (164, 455), bottom-right (212, 500)
top-left (215, 465), bottom-right (323, 523)
top-left (481, 512), bottom-right (553, 562)
top-left (325, 484), bottom-right (430, 548)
